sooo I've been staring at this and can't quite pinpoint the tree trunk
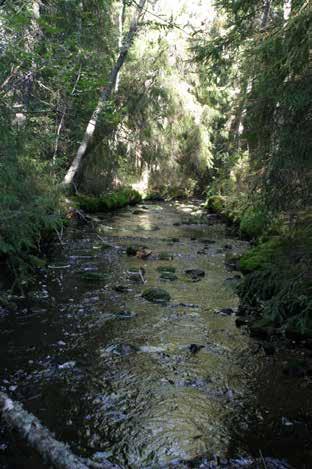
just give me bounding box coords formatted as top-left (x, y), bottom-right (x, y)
top-left (115, 0), bottom-right (127, 92)
top-left (63, 0), bottom-right (147, 190)
top-left (283, 0), bottom-right (292, 22)
top-left (261, 0), bottom-right (271, 29)
top-left (0, 392), bottom-right (118, 469)
top-left (12, 0), bottom-right (42, 127)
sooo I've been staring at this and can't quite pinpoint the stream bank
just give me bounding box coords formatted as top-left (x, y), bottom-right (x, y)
top-left (0, 200), bottom-right (311, 468)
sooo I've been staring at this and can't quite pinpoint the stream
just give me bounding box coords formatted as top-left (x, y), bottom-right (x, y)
top-left (0, 201), bottom-right (311, 468)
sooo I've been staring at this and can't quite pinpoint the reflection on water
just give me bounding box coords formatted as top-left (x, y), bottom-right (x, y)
top-left (0, 202), bottom-right (311, 468)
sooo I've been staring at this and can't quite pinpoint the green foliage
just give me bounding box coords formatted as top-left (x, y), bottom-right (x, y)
top-left (238, 233), bottom-right (312, 334)
top-left (74, 188), bottom-right (142, 213)
top-left (239, 239), bottom-right (283, 274)
top-left (0, 0), bottom-right (117, 283)
top-left (244, 4), bottom-right (312, 212)
top-left (192, 0), bottom-right (312, 334)
top-left (239, 206), bottom-right (268, 239)
top-left (0, 152), bottom-right (64, 285)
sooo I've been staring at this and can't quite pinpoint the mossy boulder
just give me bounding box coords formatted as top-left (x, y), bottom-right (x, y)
top-left (205, 195), bottom-right (226, 214)
top-left (74, 188), bottom-right (142, 213)
top-left (142, 288), bottom-right (171, 303)
top-left (160, 272), bottom-right (178, 281)
top-left (239, 238), bottom-right (283, 274)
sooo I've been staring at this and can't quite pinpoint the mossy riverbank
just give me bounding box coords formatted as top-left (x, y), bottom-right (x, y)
top-left (206, 195), bottom-right (312, 337)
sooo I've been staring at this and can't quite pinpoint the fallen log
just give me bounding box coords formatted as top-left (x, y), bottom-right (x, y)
top-left (0, 393), bottom-right (118, 469)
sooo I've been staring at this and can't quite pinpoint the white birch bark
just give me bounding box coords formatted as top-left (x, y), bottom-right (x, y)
top-left (0, 392), bottom-right (118, 469)
top-left (261, 0), bottom-right (271, 29)
top-left (283, 0), bottom-right (292, 22)
top-left (115, 0), bottom-right (127, 92)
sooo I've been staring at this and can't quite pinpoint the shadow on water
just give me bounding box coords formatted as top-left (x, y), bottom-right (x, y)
top-left (0, 201), bottom-right (311, 468)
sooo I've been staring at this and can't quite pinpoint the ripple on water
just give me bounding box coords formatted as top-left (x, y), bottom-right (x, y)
top-left (0, 202), bottom-right (310, 468)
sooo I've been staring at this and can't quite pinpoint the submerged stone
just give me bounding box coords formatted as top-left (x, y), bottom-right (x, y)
top-left (114, 310), bottom-right (137, 319)
top-left (160, 272), bottom-right (178, 281)
top-left (159, 252), bottom-right (174, 260)
top-left (113, 285), bottom-right (131, 293)
top-left (80, 271), bottom-right (109, 281)
top-left (185, 269), bottom-right (205, 281)
top-left (127, 268), bottom-right (145, 283)
top-left (215, 308), bottom-right (235, 316)
top-left (104, 343), bottom-right (139, 356)
top-left (224, 275), bottom-right (242, 288)
top-left (189, 344), bottom-right (204, 354)
top-left (133, 209), bottom-right (146, 215)
top-left (126, 245), bottom-right (140, 256)
top-left (157, 266), bottom-right (176, 273)
top-left (92, 243), bottom-right (111, 251)
top-left (142, 288), bottom-right (171, 303)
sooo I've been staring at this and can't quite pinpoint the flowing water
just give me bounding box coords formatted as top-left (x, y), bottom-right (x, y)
top-left (0, 201), bottom-right (311, 468)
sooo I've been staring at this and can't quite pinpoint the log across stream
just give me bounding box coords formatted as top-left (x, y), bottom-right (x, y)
top-left (0, 201), bottom-right (311, 468)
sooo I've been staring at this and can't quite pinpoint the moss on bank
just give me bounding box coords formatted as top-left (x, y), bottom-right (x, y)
top-left (74, 188), bottom-right (142, 213)
top-left (238, 230), bottom-right (312, 336)
top-left (239, 238), bottom-right (283, 274)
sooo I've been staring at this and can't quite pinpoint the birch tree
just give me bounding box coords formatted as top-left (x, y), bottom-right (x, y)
top-left (63, 0), bottom-right (148, 190)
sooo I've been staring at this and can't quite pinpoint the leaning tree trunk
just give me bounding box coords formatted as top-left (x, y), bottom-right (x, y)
top-left (283, 0), bottom-right (292, 22)
top-left (63, 0), bottom-right (147, 191)
top-left (261, 0), bottom-right (271, 29)
top-left (115, 0), bottom-right (127, 93)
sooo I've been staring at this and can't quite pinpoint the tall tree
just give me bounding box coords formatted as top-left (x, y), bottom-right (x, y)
top-left (63, 0), bottom-right (148, 190)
